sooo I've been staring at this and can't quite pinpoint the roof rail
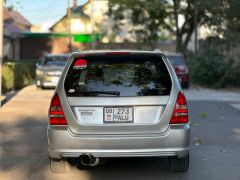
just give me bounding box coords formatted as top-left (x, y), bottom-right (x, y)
top-left (73, 49), bottom-right (81, 53)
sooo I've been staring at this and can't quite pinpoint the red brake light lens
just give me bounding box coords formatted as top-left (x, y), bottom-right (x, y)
top-left (174, 66), bottom-right (188, 74)
top-left (170, 92), bottom-right (189, 124)
top-left (49, 93), bottom-right (68, 125)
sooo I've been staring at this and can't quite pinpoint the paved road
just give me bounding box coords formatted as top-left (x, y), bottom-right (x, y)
top-left (1, 85), bottom-right (240, 180)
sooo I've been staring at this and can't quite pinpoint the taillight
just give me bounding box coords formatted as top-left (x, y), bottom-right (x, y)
top-left (170, 92), bottom-right (189, 124)
top-left (174, 66), bottom-right (188, 74)
top-left (49, 93), bottom-right (68, 125)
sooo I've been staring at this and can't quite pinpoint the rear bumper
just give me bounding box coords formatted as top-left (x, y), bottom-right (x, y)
top-left (36, 76), bottom-right (59, 88)
top-left (42, 81), bottom-right (58, 88)
top-left (48, 124), bottom-right (190, 159)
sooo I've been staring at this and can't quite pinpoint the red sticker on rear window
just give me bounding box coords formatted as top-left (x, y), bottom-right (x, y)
top-left (73, 59), bottom-right (87, 69)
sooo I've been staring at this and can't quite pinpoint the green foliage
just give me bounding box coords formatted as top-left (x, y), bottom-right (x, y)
top-left (14, 63), bottom-right (36, 90)
top-left (2, 63), bottom-right (14, 93)
top-left (2, 62), bottom-right (36, 93)
top-left (108, 0), bottom-right (240, 56)
top-left (108, 0), bottom-right (231, 52)
top-left (188, 44), bottom-right (232, 88)
top-left (219, 0), bottom-right (240, 42)
top-left (108, 0), bottom-right (172, 43)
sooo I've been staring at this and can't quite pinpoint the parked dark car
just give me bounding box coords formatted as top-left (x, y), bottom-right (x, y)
top-left (36, 54), bottom-right (68, 89)
top-left (168, 53), bottom-right (189, 89)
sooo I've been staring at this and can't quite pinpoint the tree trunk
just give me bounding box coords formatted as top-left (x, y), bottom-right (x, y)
top-left (173, 0), bottom-right (181, 52)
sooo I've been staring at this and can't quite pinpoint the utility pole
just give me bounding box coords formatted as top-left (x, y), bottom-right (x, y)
top-left (67, 0), bottom-right (73, 52)
top-left (90, 0), bottom-right (95, 50)
top-left (73, 0), bottom-right (77, 9)
top-left (0, 0), bottom-right (3, 107)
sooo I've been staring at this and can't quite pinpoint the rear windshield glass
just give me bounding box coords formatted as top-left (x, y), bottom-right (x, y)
top-left (64, 54), bottom-right (172, 97)
top-left (43, 56), bottom-right (67, 66)
top-left (168, 56), bottom-right (186, 66)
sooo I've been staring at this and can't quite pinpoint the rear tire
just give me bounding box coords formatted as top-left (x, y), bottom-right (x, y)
top-left (50, 157), bottom-right (70, 173)
top-left (36, 83), bottom-right (41, 89)
top-left (169, 154), bottom-right (189, 172)
top-left (36, 80), bottom-right (42, 89)
top-left (36, 85), bottom-right (43, 90)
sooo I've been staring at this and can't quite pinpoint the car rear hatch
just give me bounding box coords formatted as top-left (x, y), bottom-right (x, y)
top-left (62, 52), bottom-right (173, 135)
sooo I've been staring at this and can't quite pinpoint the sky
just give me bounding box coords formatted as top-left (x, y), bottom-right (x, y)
top-left (5, 0), bottom-right (88, 31)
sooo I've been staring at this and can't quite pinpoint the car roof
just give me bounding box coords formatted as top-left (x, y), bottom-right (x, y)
top-left (71, 50), bottom-right (167, 57)
top-left (164, 52), bottom-right (184, 57)
top-left (45, 53), bottom-right (69, 58)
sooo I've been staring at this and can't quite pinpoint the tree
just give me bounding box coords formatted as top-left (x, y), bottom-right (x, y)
top-left (224, 0), bottom-right (240, 43)
top-left (108, 0), bottom-right (173, 43)
top-left (108, 0), bottom-right (229, 53)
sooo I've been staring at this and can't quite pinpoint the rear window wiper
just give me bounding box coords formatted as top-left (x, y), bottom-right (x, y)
top-left (73, 91), bottom-right (120, 96)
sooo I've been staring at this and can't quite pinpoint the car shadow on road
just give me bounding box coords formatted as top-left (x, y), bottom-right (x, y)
top-left (85, 157), bottom-right (180, 180)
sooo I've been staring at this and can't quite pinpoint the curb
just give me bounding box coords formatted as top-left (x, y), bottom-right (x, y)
top-left (0, 90), bottom-right (19, 106)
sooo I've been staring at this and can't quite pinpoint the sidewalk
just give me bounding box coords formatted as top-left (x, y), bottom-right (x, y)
top-left (7, 85), bottom-right (54, 102)
top-left (1, 85), bottom-right (54, 107)
top-left (184, 88), bottom-right (240, 102)
top-left (0, 85), bottom-right (54, 121)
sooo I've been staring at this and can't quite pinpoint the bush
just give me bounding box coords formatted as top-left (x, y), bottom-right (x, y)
top-left (2, 63), bottom-right (14, 93)
top-left (188, 45), bottom-right (232, 88)
top-left (14, 63), bottom-right (36, 90)
top-left (2, 61), bottom-right (36, 93)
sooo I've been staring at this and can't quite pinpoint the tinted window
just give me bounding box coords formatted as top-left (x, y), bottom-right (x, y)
top-left (43, 56), bottom-right (67, 66)
top-left (168, 56), bottom-right (186, 66)
top-left (64, 54), bottom-right (172, 97)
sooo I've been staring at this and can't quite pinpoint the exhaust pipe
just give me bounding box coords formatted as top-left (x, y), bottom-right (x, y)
top-left (80, 154), bottom-right (99, 166)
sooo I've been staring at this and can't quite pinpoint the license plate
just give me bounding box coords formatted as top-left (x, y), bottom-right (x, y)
top-left (51, 76), bottom-right (60, 83)
top-left (104, 107), bottom-right (133, 123)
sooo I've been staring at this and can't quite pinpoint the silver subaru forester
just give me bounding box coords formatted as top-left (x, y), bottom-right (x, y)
top-left (47, 50), bottom-right (190, 173)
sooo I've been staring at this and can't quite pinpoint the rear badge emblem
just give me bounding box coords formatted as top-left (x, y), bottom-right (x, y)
top-left (68, 89), bottom-right (75, 93)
